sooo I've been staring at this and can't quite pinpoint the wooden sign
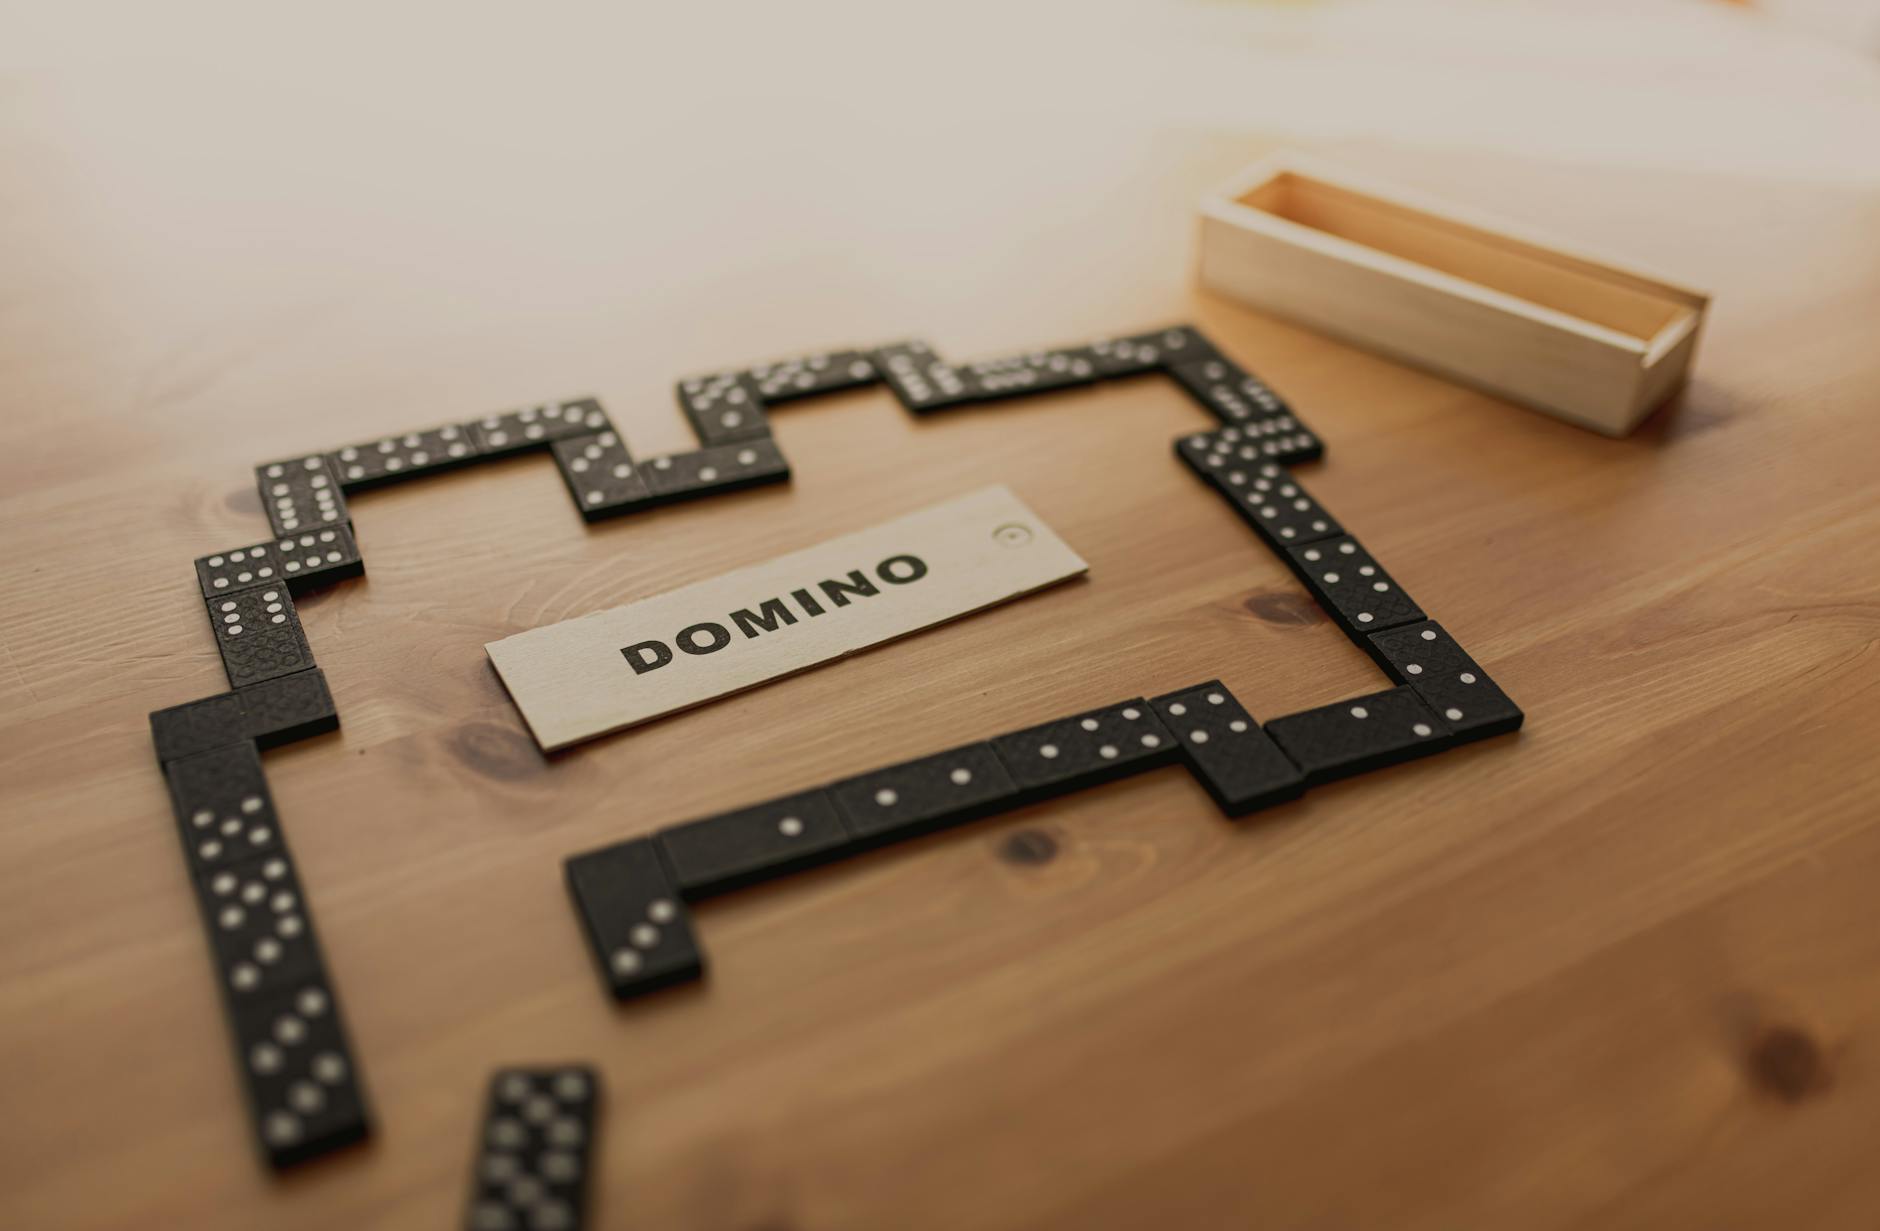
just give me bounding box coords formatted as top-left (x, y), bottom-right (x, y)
top-left (486, 485), bottom-right (1088, 750)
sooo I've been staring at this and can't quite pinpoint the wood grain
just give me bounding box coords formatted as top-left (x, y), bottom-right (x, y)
top-left (3, 14), bottom-right (1880, 1231)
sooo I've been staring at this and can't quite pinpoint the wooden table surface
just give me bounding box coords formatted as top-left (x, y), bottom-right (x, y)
top-left (5, 8), bottom-right (1880, 1229)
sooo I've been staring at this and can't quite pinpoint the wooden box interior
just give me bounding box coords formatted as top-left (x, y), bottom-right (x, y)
top-left (1236, 171), bottom-right (1701, 357)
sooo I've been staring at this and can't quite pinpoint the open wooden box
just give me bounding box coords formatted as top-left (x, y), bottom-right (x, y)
top-left (1198, 153), bottom-right (1709, 436)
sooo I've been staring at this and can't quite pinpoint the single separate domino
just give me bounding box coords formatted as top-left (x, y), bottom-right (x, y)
top-left (989, 699), bottom-right (1178, 804)
top-left (150, 668), bottom-right (338, 764)
top-left (748, 350), bottom-right (877, 403)
top-left (642, 438), bottom-right (790, 505)
top-left (656, 788), bottom-right (856, 898)
top-left (565, 839), bottom-right (704, 1000)
top-left (195, 525), bottom-right (363, 598)
top-left (239, 668), bottom-right (340, 749)
top-left (1365, 621), bottom-right (1524, 743)
top-left (551, 431), bottom-right (652, 521)
top-left (963, 348), bottom-right (1101, 400)
top-left (255, 454), bottom-right (348, 538)
top-left (165, 742), bottom-right (287, 873)
top-left (826, 742), bottom-right (1019, 843)
top-left (1264, 686), bottom-right (1453, 785)
top-left (1286, 537), bottom-right (1425, 638)
top-left (229, 978), bottom-right (370, 1168)
top-left (1149, 681), bottom-right (1304, 816)
top-left (676, 372), bottom-right (772, 446)
top-left (1175, 435), bottom-right (1342, 551)
top-left (466, 1066), bottom-right (600, 1231)
top-left (328, 423), bottom-right (481, 491)
top-left (466, 1067), bottom-right (600, 1231)
top-left (867, 340), bottom-right (978, 413)
top-left (466, 397), bottom-right (612, 458)
top-left (205, 586), bottom-right (314, 690)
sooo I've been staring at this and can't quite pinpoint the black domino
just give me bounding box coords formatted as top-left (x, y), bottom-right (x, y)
top-left (963, 348), bottom-right (1101, 400)
top-left (1286, 537), bottom-right (1424, 638)
top-left (552, 430), bottom-right (651, 521)
top-left (748, 350), bottom-right (877, 403)
top-left (676, 372), bottom-right (771, 445)
top-left (151, 692), bottom-right (250, 763)
top-left (194, 540), bottom-right (287, 598)
top-left (1224, 464), bottom-right (1339, 549)
top-left (467, 397), bottom-right (612, 458)
top-left (1179, 442), bottom-right (1343, 550)
top-left (642, 439), bottom-right (790, 505)
top-left (196, 849), bottom-right (324, 1003)
top-left (1149, 681), bottom-right (1304, 816)
top-left (867, 340), bottom-right (978, 413)
top-left (989, 699), bottom-right (1178, 802)
top-left (1264, 686), bottom-right (1453, 785)
top-left (239, 668), bottom-right (339, 749)
top-left (1168, 355), bottom-right (1272, 415)
top-left (150, 669), bottom-right (336, 765)
top-left (329, 424), bottom-right (480, 490)
top-left (229, 979), bottom-right (370, 1168)
top-left (827, 742), bottom-right (1018, 843)
top-left (165, 742), bottom-right (286, 872)
top-left (195, 525), bottom-right (362, 598)
top-left (466, 1066), bottom-right (600, 1231)
top-left (267, 526), bottom-right (364, 593)
top-left (565, 839), bottom-right (704, 1000)
top-left (656, 788), bottom-right (854, 898)
top-left (1174, 405), bottom-right (1321, 471)
top-left (1086, 336), bottom-right (1163, 378)
top-left (1366, 621), bottom-right (1523, 743)
top-left (255, 454), bottom-right (348, 538)
top-left (167, 740), bottom-right (368, 1168)
top-left (1085, 324), bottom-right (1216, 378)
top-left (205, 586), bottom-right (314, 690)
top-left (1167, 358), bottom-right (1320, 464)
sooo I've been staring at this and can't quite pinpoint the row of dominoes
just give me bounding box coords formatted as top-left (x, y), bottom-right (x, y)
top-left (168, 373), bottom-right (831, 1177)
top-left (151, 732), bottom-right (368, 1167)
top-left (253, 329), bottom-right (1321, 538)
top-left (155, 526), bottom-right (367, 1168)
top-left (566, 325), bottom-right (1323, 523)
top-left (564, 686), bottom-right (1289, 998)
top-left (567, 621), bottom-right (1519, 1003)
top-left (255, 384), bottom-right (798, 537)
top-left (1174, 426), bottom-right (1522, 740)
top-left (561, 379), bottom-right (1514, 1003)
top-left (146, 321), bottom-right (1465, 1184)
top-left (863, 326), bottom-right (1323, 463)
top-left (253, 399), bottom-right (615, 536)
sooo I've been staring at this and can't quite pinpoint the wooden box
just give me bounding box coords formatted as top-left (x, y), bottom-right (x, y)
top-left (1198, 153), bottom-right (1709, 436)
